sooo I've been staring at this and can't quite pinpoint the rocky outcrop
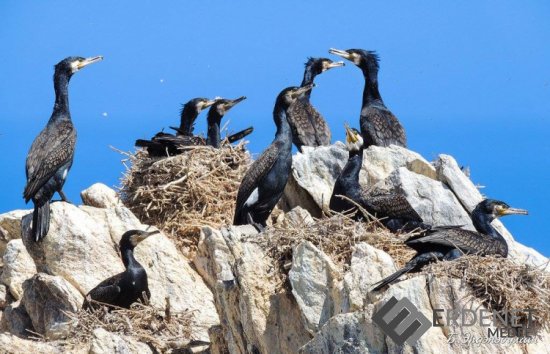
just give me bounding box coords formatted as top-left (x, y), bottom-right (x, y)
top-left (1, 240), bottom-right (36, 300)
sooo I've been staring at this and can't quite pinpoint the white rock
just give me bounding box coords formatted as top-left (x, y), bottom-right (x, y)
top-left (0, 210), bottom-right (30, 265)
top-left (80, 183), bottom-right (121, 209)
top-left (21, 273), bottom-right (83, 339)
top-left (289, 241), bottom-right (340, 333)
top-left (1, 239), bottom-right (37, 300)
top-left (88, 328), bottom-right (153, 354)
top-left (0, 333), bottom-right (62, 353)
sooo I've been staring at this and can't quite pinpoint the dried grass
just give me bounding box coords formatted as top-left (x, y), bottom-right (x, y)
top-left (65, 300), bottom-right (201, 352)
top-left (425, 255), bottom-right (550, 328)
top-left (119, 142), bottom-right (251, 256)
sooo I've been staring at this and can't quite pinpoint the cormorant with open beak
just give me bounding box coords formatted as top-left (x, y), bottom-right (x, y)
top-left (24, 56), bottom-right (103, 241)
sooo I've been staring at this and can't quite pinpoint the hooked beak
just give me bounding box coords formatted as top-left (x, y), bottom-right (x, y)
top-left (292, 84), bottom-right (315, 99)
top-left (327, 61), bottom-right (345, 69)
top-left (203, 99), bottom-right (218, 109)
top-left (137, 230), bottom-right (160, 242)
top-left (500, 207), bottom-right (529, 216)
top-left (329, 48), bottom-right (351, 60)
top-left (344, 124), bottom-right (358, 144)
top-left (77, 56), bottom-right (103, 70)
top-left (226, 96), bottom-right (247, 109)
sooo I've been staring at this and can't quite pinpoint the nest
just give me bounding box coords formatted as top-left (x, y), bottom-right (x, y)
top-left (65, 300), bottom-right (200, 352)
top-left (119, 142), bottom-right (251, 256)
top-left (426, 255), bottom-right (550, 329)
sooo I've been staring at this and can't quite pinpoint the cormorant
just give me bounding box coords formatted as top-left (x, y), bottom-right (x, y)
top-left (288, 58), bottom-right (343, 151)
top-left (135, 96), bottom-right (250, 156)
top-left (175, 97), bottom-right (217, 136)
top-left (233, 84), bottom-right (314, 229)
top-left (372, 199), bottom-right (528, 291)
top-left (83, 229), bottom-right (159, 310)
top-left (24, 56), bottom-right (103, 241)
top-left (329, 48), bottom-right (407, 148)
top-left (329, 125), bottom-right (427, 232)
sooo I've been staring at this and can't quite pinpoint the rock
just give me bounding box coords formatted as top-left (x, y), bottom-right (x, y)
top-left (1, 239), bottom-right (37, 300)
top-left (0, 283), bottom-right (9, 310)
top-left (289, 241), bottom-right (341, 333)
top-left (0, 210), bottom-right (30, 264)
top-left (88, 328), bottom-right (153, 354)
top-left (21, 273), bottom-right (83, 339)
top-left (80, 183), bottom-right (121, 209)
top-left (386, 167), bottom-right (474, 229)
top-left (195, 225), bottom-right (311, 354)
top-left (3, 300), bottom-right (33, 337)
top-left (300, 310), bottom-right (385, 354)
top-left (21, 201), bottom-right (218, 342)
top-left (275, 206), bottom-right (314, 229)
top-left (0, 333), bottom-right (62, 353)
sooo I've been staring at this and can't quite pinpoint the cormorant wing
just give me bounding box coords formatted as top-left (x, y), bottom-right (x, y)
top-left (235, 142), bottom-right (281, 212)
top-left (360, 106), bottom-right (406, 147)
top-left (304, 103), bottom-right (331, 146)
top-left (363, 192), bottom-right (422, 221)
top-left (86, 273), bottom-right (123, 304)
top-left (288, 101), bottom-right (318, 147)
top-left (24, 121), bottom-right (76, 201)
top-left (405, 228), bottom-right (482, 254)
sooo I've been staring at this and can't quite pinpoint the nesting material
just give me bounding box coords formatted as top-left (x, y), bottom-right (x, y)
top-left (426, 255), bottom-right (550, 329)
top-left (67, 302), bottom-right (197, 352)
top-left (119, 142), bottom-right (251, 255)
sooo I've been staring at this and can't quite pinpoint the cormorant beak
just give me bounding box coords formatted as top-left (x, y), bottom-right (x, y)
top-left (499, 207), bottom-right (528, 216)
top-left (203, 99), bottom-right (218, 109)
top-left (345, 124), bottom-right (358, 144)
top-left (329, 48), bottom-right (351, 60)
top-left (292, 84), bottom-right (315, 99)
top-left (327, 61), bottom-right (345, 69)
top-left (225, 96), bottom-right (247, 109)
top-left (77, 56), bottom-right (103, 70)
top-left (137, 230), bottom-right (160, 243)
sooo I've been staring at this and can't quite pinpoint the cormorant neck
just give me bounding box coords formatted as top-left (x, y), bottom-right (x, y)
top-left (207, 120), bottom-right (221, 148)
top-left (361, 67), bottom-right (383, 105)
top-left (472, 210), bottom-right (507, 252)
top-left (121, 248), bottom-right (141, 269)
top-left (179, 105), bottom-right (200, 136)
top-left (340, 148), bottom-right (364, 188)
top-left (300, 67), bottom-right (318, 99)
top-left (53, 71), bottom-right (71, 117)
top-left (274, 103), bottom-right (292, 142)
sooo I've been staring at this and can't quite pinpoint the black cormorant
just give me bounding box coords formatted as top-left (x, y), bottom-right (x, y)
top-left (83, 229), bottom-right (159, 310)
top-left (175, 97), bottom-right (217, 136)
top-left (205, 96), bottom-right (247, 148)
top-left (329, 48), bottom-right (407, 148)
top-left (329, 125), bottom-right (426, 232)
top-left (233, 84), bottom-right (314, 229)
top-left (24, 56), bottom-right (103, 241)
top-left (372, 199), bottom-right (528, 291)
top-left (288, 58), bottom-right (343, 151)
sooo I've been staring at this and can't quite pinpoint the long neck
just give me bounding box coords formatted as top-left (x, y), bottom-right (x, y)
top-left (52, 71), bottom-right (71, 118)
top-left (300, 67), bottom-right (317, 100)
top-left (361, 67), bottom-right (382, 105)
top-left (121, 247), bottom-right (142, 269)
top-left (338, 148), bottom-right (363, 192)
top-left (472, 210), bottom-right (507, 253)
top-left (273, 103), bottom-right (292, 145)
top-left (206, 117), bottom-right (221, 148)
top-left (180, 105), bottom-right (199, 136)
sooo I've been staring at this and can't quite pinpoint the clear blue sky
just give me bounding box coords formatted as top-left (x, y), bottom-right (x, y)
top-left (1, 1), bottom-right (548, 256)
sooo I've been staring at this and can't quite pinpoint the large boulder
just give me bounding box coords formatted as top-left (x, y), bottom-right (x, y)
top-left (2, 300), bottom-right (33, 338)
top-left (88, 328), bottom-right (153, 354)
top-left (21, 273), bottom-right (83, 339)
top-left (80, 183), bottom-right (121, 209)
top-left (1, 239), bottom-right (36, 300)
top-left (0, 210), bottom-right (30, 265)
top-left (0, 333), bottom-right (63, 354)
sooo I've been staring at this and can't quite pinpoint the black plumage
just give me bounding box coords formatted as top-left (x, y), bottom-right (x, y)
top-left (329, 126), bottom-right (426, 232)
top-left (372, 199), bottom-right (528, 291)
top-left (288, 58), bottom-right (343, 151)
top-left (329, 48), bottom-right (406, 148)
top-left (83, 230), bottom-right (159, 310)
top-left (233, 85), bottom-right (314, 228)
top-left (136, 96), bottom-right (250, 156)
top-left (23, 56), bottom-right (102, 241)
top-left (176, 98), bottom-right (217, 136)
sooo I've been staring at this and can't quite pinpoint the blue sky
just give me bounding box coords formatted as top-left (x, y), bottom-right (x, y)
top-left (1, 1), bottom-right (548, 256)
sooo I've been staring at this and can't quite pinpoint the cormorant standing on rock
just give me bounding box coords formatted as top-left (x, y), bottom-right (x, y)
top-left (24, 56), bottom-right (103, 241)
top-left (372, 199), bottom-right (528, 291)
top-left (288, 58), bottom-right (343, 151)
top-left (233, 84), bottom-right (314, 229)
top-left (329, 48), bottom-right (406, 148)
top-left (83, 229), bottom-right (159, 310)
top-left (330, 125), bottom-right (426, 232)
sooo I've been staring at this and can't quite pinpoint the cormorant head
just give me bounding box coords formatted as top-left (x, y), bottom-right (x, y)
top-left (277, 84), bottom-right (315, 107)
top-left (210, 96), bottom-right (247, 119)
top-left (305, 57), bottom-right (345, 75)
top-left (55, 56), bottom-right (103, 78)
top-left (344, 125), bottom-right (364, 152)
top-left (119, 229), bottom-right (160, 250)
top-left (184, 98), bottom-right (218, 114)
top-left (329, 48), bottom-right (379, 73)
top-left (474, 199), bottom-right (528, 220)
